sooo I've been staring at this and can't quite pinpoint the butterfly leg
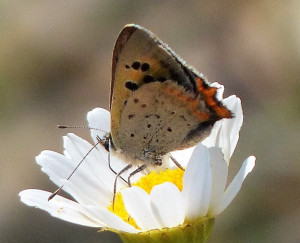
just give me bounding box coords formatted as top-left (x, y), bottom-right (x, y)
top-left (96, 135), bottom-right (128, 184)
top-left (113, 164), bottom-right (133, 209)
top-left (127, 164), bottom-right (147, 187)
top-left (107, 149), bottom-right (128, 184)
top-left (170, 156), bottom-right (185, 171)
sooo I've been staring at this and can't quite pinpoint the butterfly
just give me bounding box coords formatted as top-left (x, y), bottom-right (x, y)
top-left (106, 24), bottom-right (232, 182)
top-left (48, 24), bottom-right (232, 202)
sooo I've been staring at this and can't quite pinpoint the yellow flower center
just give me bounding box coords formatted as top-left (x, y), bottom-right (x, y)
top-left (107, 168), bottom-right (184, 229)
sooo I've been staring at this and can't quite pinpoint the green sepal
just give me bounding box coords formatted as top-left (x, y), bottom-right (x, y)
top-left (103, 217), bottom-right (214, 243)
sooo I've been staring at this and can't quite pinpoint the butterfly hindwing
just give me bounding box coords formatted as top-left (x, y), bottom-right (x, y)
top-left (109, 24), bottom-right (232, 165)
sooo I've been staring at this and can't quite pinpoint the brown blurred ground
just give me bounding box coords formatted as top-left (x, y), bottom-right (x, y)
top-left (0, 1), bottom-right (299, 242)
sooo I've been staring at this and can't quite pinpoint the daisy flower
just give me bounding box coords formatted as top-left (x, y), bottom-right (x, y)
top-left (19, 89), bottom-right (255, 243)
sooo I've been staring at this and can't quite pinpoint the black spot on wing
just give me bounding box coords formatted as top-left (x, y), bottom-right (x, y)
top-left (141, 63), bottom-right (150, 72)
top-left (158, 77), bottom-right (167, 82)
top-left (132, 61), bottom-right (141, 70)
top-left (125, 81), bottom-right (139, 91)
top-left (143, 75), bottom-right (154, 83)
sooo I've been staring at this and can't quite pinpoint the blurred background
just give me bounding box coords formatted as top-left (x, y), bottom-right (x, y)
top-left (1, 1), bottom-right (299, 242)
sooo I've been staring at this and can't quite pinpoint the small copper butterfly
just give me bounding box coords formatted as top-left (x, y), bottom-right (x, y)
top-left (48, 24), bottom-right (233, 202)
top-left (107, 24), bottom-right (232, 174)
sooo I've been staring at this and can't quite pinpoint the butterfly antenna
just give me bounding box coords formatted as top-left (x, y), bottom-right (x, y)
top-left (48, 139), bottom-right (102, 201)
top-left (57, 124), bottom-right (106, 133)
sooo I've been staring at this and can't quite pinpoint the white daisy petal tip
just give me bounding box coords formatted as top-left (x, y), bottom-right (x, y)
top-left (208, 155), bottom-right (256, 217)
top-left (122, 186), bottom-right (160, 231)
top-left (202, 93), bottom-right (243, 164)
top-left (244, 155), bottom-right (256, 174)
top-left (19, 189), bottom-right (101, 228)
top-left (87, 108), bottom-right (110, 124)
top-left (150, 182), bottom-right (185, 228)
top-left (87, 108), bottom-right (110, 142)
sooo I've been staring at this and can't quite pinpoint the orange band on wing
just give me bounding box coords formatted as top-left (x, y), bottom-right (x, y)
top-left (165, 86), bottom-right (211, 121)
top-left (196, 78), bottom-right (232, 119)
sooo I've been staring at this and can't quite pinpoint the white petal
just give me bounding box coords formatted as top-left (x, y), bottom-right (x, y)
top-left (222, 96), bottom-right (243, 161)
top-left (36, 150), bottom-right (112, 206)
top-left (170, 147), bottom-right (195, 168)
top-left (19, 189), bottom-right (100, 227)
top-left (62, 180), bottom-right (110, 207)
top-left (87, 108), bottom-right (110, 144)
top-left (122, 186), bottom-right (160, 230)
top-left (63, 133), bottom-right (122, 193)
top-left (182, 144), bottom-right (212, 220)
top-left (37, 134), bottom-right (122, 206)
top-left (37, 150), bottom-right (107, 206)
top-left (202, 95), bottom-right (243, 163)
top-left (150, 182), bottom-right (185, 228)
top-left (82, 205), bottom-right (138, 233)
top-left (208, 147), bottom-right (228, 212)
top-left (36, 150), bottom-right (77, 188)
top-left (208, 156), bottom-right (255, 216)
